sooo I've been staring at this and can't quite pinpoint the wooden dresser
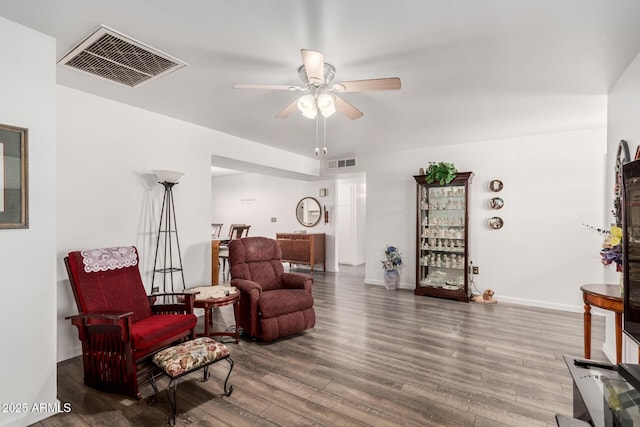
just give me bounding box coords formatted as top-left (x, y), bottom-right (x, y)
top-left (276, 233), bottom-right (326, 272)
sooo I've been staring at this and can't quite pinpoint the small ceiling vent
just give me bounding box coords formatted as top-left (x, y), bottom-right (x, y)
top-left (57, 25), bottom-right (187, 87)
top-left (327, 157), bottom-right (357, 169)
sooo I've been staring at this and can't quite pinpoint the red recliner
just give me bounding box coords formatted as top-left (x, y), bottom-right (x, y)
top-left (229, 237), bottom-right (315, 341)
top-left (65, 246), bottom-right (197, 399)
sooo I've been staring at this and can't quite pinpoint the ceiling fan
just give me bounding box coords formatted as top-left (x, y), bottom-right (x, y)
top-left (232, 49), bottom-right (401, 120)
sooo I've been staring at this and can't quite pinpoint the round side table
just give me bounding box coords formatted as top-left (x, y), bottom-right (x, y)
top-left (191, 286), bottom-right (241, 344)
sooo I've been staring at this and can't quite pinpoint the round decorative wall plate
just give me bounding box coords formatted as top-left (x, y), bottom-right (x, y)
top-left (488, 180), bottom-right (503, 192)
top-left (488, 217), bottom-right (504, 229)
top-left (489, 197), bottom-right (504, 210)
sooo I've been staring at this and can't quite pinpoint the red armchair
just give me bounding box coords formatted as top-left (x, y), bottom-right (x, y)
top-left (65, 246), bottom-right (197, 399)
top-left (229, 237), bottom-right (315, 341)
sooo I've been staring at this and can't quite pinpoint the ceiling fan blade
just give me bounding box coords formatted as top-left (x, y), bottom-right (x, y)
top-left (332, 77), bottom-right (401, 93)
top-left (333, 95), bottom-right (364, 120)
top-left (275, 99), bottom-right (299, 119)
top-left (301, 49), bottom-right (325, 84)
top-left (232, 83), bottom-right (303, 91)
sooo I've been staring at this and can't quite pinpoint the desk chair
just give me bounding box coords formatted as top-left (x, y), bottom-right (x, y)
top-left (219, 224), bottom-right (251, 280)
top-left (211, 223), bottom-right (223, 238)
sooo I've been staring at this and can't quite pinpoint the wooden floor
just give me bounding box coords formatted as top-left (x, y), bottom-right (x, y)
top-left (36, 265), bottom-right (605, 426)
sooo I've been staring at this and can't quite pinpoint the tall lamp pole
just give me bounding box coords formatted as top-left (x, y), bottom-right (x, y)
top-left (151, 170), bottom-right (185, 293)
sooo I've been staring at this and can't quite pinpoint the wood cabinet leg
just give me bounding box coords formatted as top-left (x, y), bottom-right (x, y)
top-left (584, 303), bottom-right (591, 359)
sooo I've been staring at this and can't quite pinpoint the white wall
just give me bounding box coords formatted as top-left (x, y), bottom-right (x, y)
top-left (211, 173), bottom-right (337, 271)
top-left (56, 86), bottom-right (213, 360)
top-left (359, 127), bottom-right (607, 311)
top-left (0, 17), bottom-right (57, 427)
top-left (608, 50), bottom-right (640, 363)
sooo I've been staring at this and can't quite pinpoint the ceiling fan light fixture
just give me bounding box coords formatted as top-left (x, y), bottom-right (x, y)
top-left (317, 93), bottom-right (336, 117)
top-left (233, 49), bottom-right (401, 122)
top-left (302, 108), bottom-right (318, 119)
top-left (298, 94), bottom-right (318, 119)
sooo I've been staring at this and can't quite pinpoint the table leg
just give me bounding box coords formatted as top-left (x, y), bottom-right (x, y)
top-left (204, 307), bottom-right (212, 337)
top-left (615, 312), bottom-right (622, 364)
top-left (233, 299), bottom-right (240, 344)
top-left (584, 303), bottom-right (591, 359)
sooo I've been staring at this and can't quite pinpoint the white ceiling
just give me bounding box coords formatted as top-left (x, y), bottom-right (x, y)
top-left (2, 0), bottom-right (640, 162)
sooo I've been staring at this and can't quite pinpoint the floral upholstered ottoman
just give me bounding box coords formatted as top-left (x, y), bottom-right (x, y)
top-left (150, 337), bottom-right (234, 425)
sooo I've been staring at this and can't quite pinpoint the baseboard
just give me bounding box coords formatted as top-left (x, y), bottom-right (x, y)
top-left (58, 345), bottom-right (82, 363)
top-left (365, 279), bottom-right (413, 290)
top-left (495, 295), bottom-right (584, 313)
top-left (364, 278), bottom-right (586, 312)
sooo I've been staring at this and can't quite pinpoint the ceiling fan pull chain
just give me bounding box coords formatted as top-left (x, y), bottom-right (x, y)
top-left (314, 114), bottom-right (320, 156)
top-left (322, 115), bottom-right (328, 155)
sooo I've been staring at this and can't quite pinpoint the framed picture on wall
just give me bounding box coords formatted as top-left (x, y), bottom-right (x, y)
top-left (0, 124), bottom-right (28, 229)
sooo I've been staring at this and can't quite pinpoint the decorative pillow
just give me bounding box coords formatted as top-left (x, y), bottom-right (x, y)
top-left (152, 337), bottom-right (229, 378)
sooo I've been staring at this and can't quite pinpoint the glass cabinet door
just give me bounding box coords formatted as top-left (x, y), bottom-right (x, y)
top-left (414, 172), bottom-right (472, 302)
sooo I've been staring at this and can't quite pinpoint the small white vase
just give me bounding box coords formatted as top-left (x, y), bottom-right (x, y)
top-left (384, 269), bottom-right (400, 290)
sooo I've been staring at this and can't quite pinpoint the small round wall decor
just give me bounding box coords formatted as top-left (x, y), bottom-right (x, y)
top-left (489, 179), bottom-right (503, 192)
top-left (488, 217), bottom-right (504, 229)
top-left (489, 197), bottom-right (504, 210)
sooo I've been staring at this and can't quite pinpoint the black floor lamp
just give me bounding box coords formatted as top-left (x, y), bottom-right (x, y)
top-left (151, 169), bottom-right (185, 293)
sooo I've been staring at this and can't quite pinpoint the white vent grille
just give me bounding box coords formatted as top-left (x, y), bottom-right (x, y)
top-left (58, 26), bottom-right (187, 87)
top-left (327, 158), bottom-right (357, 169)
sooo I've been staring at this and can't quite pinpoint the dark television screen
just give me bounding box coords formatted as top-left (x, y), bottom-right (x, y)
top-left (623, 160), bottom-right (640, 344)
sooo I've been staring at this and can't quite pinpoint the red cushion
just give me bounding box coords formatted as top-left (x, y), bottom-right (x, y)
top-left (67, 248), bottom-right (152, 323)
top-left (131, 314), bottom-right (197, 351)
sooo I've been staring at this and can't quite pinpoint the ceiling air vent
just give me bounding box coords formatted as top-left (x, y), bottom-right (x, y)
top-left (327, 157), bottom-right (357, 169)
top-left (57, 25), bottom-right (187, 87)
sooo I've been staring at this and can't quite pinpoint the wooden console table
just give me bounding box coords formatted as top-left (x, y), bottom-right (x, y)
top-left (276, 233), bottom-right (325, 272)
top-left (580, 283), bottom-right (623, 364)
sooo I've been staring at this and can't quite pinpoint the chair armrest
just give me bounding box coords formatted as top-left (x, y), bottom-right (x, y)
top-left (66, 311), bottom-right (134, 342)
top-left (281, 272), bottom-right (313, 292)
top-left (149, 292), bottom-right (196, 315)
top-left (231, 278), bottom-right (263, 295)
top-left (65, 311), bottom-right (134, 321)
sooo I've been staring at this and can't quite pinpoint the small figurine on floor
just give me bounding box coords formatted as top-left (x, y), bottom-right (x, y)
top-left (472, 288), bottom-right (497, 303)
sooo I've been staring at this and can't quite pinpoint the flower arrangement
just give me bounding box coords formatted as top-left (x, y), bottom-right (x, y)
top-left (585, 224), bottom-right (623, 271)
top-left (381, 246), bottom-right (403, 271)
top-left (601, 225), bottom-right (623, 271)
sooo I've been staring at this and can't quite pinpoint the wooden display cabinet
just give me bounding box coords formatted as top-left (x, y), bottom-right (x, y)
top-left (413, 172), bottom-right (472, 302)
